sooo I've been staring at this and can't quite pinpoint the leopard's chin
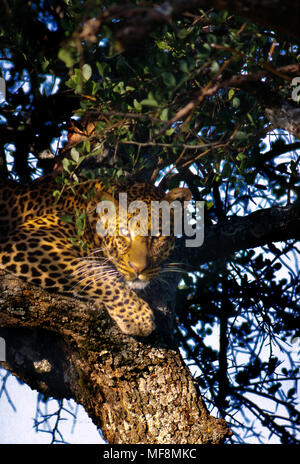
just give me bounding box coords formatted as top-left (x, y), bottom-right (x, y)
top-left (126, 279), bottom-right (150, 290)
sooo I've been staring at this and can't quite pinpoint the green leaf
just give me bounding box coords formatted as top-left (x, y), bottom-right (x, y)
top-left (96, 62), bottom-right (110, 77)
top-left (232, 97), bottom-right (240, 108)
top-left (113, 81), bottom-right (125, 94)
top-left (177, 28), bottom-right (190, 39)
top-left (161, 72), bottom-right (176, 88)
top-left (62, 158), bottom-right (71, 172)
top-left (70, 148), bottom-right (80, 162)
top-left (133, 99), bottom-right (142, 111)
top-left (140, 97), bottom-right (158, 107)
top-left (41, 58), bottom-right (50, 72)
top-left (75, 209), bottom-right (86, 236)
top-left (60, 214), bottom-right (74, 224)
top-left (247, 113), bottom-right (254, 124)
top-left (58, 48), bottom-right (74, 68)
top-left (228, 89), bottom-right (235, 101)
top-left (235, 131), bottom-right (247, 140)
top-left (179, 60), bottom-right (189, 73)
top-left (165, 127), bottom-right (175, 135)
top-left (210, 61), bottom-right (220, 74)
top-left (92, 81), bottom-right (100, 95)
top-left (82, 140), bottom-right (91, 153)
top-left (82, 64), bottom-right (92, 81)
top-left (156, 40), bottom-right (170, 51)
top-left (160, 108), bottom-right (169, 121)
top-left (236, 152), bottom-right (247, 161)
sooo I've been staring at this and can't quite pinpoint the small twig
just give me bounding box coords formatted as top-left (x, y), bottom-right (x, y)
top-left (0, 370), bottom-right (17, 412)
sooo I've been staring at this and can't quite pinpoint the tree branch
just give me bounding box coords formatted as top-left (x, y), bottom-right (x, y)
top-left (0, 271), bottom-right (231, 444)
top-left (182, 199), bottom-right (300, 267)
top-left (259, 142), bottom-right (300, 164)
top-left (158, 64), bottom-right (300, 139)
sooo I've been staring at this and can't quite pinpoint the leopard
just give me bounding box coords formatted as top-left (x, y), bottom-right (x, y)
top-left (0, 174), bottom-right (191, 336)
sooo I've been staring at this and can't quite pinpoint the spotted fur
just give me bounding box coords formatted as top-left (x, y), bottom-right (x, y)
top-left (0, 175), bottom-right (191, 336)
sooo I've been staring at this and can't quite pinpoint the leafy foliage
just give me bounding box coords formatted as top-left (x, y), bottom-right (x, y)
top-left (0, 0), bottom-right (299, 443)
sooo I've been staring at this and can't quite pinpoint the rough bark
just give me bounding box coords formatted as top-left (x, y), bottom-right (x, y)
top-left (265, 105), bottom-right (300, 141)
top-left (0, 270), bottom-right (231, 444)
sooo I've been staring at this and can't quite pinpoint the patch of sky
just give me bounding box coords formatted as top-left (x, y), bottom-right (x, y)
top-left (37, 3), bottom-right (58, 31)
top-left (99, 38), bottom-right (109, 47)
top-left (40, 75), bottom-right (61, 97)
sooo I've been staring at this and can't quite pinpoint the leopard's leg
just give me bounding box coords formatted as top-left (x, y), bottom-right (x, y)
top-left (68, 258), bottom-right (155, 336)
top-left (0, 225), bottom-right (155, 336)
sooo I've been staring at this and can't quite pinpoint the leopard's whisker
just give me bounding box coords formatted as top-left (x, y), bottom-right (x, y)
top-left (74, 268), bottom-right (118, 279)
top-left (76, 271), bottom-right (120, 294)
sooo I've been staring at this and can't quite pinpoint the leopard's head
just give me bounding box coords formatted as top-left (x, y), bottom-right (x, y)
top-left (96, 182), bottom-right (191, 289)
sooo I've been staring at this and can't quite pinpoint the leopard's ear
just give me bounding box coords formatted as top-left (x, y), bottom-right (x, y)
top-left (95, 190), bottom-right (119, 219)
top-left (164, 188), bottom-right (192, 207)
top-left (97, 190), bottom-right (118, 206)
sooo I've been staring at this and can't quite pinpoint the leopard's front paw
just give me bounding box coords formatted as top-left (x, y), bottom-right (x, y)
top-left (109, 301), bottom-right (155, 337)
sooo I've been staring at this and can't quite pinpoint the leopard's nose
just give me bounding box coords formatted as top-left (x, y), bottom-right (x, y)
top-left (129, 262), bottom-right (147, 275)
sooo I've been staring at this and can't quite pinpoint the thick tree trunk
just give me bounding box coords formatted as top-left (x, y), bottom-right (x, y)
top-left (0, 270), bottom-right (231, 444)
